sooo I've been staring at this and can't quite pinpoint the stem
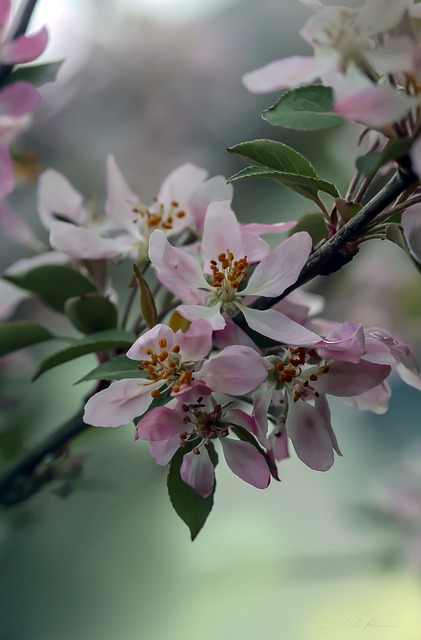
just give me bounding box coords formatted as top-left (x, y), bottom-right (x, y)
top-left (0, 0), bottom-right (41, 84)
top-left (0, 409), bottom-right (89, 506)
top-left (242, 169), bottom-right (417, 315)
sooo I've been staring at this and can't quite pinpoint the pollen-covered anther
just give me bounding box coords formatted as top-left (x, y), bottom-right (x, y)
top-left (151, 389), bottom-right (161, 398)
top-left (158, 350), bottom-right (169, 361)
top-left (309, 374), bottom-right (318, 382)
top-left (171, 344), bottom-right (181, 353)
top-left (159, 338), bottom-right (167, 348)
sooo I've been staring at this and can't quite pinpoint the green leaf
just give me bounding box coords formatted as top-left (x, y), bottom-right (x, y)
top-left (385, 223), bottom-right (421, 273)
top-left (356, 138), bottom-right (411, 177)
top-left (132, 264), bottom-right (157, 329)
top-left (228, 165), bottom-right (339, 200)
top-left (0, 321), bottom-right (55, 357)
top-left (76, 354), bottom-right (146, 383)
top-left (228, 139), bottom-right (318, 178)
top-left (33, 329), bottom-right (136, 380)
top-left (167, 442), bottom-right (218, 540)
top-left (288, 211), bottom-right (327, 245)
top-left (6, 61), bottom-right (63, 86)
top-left (334, 198), bottom-right (362, 224)
top-left (3, 265), bottom-right (97, 313)
top-left (65, 294), bottom-right (118, 334)
top-left (263, 85), bottom-right (344, 130)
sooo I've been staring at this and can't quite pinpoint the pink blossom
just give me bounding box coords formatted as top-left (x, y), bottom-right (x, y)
top-left (135, 385), bottom-right (271, 497)
top-left (83, 321), bottom-right (213, 428)
top-left (0, 1), bottom-right (48, 66)
top-left (149, 206), bottom-right (322, 345)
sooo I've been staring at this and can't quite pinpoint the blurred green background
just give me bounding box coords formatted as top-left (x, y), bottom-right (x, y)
top-left (1, 1), bottom-right (421, 638)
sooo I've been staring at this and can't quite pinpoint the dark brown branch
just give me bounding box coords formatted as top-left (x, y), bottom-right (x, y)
top-left (245, 168), bottom-right (418, 315)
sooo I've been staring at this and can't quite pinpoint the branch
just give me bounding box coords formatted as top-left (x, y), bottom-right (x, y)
top-left (0, 0), bottom-right (41, 84)
top-left (247, 168), bottom-right (418, 314)
top-left (0, 409), bottom-right (90, 506)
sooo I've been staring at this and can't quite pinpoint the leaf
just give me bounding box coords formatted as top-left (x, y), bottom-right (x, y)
top-left (356, 138), bottom-right (411, 177)
top-left (0, 321), bottom-right (55, 357)
top-left (6, 61), bottom-right (63, 86)
top-left (167, 442), bottom-right (218, 540)
top-left (132, 264), bottom-right (157, 329)
top-left (263, 85), bottom-right (344, 130)
top-left (335, 198), bottom-right (362, 224)
top-left (386, 223), bottom-right (421, 273)
top-left (228, 139), bottom-right (318, 178)
top-left (65, 294), bottom-right (118, 334)
top-left (76, 354), bottom-right (146, 383)
top-left (32, 329), bottom-right (136, 380)
top-left (3, 265), bottom-right (97, 313)
top-left (228, 165), bottom-right (339, 200)
top-left (288, 211), bottom-right (327, 245)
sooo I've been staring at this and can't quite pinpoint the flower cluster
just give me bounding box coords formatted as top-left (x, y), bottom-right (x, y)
top-left (3, 0), bottom-right (421, 537)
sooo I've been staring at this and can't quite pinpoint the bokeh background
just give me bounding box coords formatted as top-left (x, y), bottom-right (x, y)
top-left (1, 1), bottom-right (421, 638)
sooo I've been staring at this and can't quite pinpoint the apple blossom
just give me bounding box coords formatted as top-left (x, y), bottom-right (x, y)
top-left (135, 383), bottom-right (271, 497)
top-left (0, 0), bottom-right (47, 66)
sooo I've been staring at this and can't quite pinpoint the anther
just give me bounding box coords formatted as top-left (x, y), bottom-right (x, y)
top-left (159, 338), bottom-right (167, 349)
top-left (151, 389), bottom-right (161, 398)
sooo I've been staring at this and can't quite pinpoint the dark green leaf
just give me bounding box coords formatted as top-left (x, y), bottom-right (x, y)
top-left (3, 265), bottom-right (97, 313)
top-left (0, 321), bottom-right (55, 357)
top-left (65, 294), bottom-right (118, 334)
top-left (6, 61), bottom-right (63, 86)
top-left (228, 165), bottom-right (339, 200)
top-left (33, 329), bottom-right (136, 380)
top-left (356, 139), bottom-right (411, 177)
top-left (263, 85), bottom-right (344, 130)
top-left (76, 354), bottom-right (145, 383)
top-left (385, 223), bottom-right (421, 273)
top-left (228, 139), bottom-right (318, 178)
top-left (133, 264), bottom-right (157, 329)
top-left (288, 212), bottom-right (327, 245)
top-left (167, 442), bottom-right (218, 540)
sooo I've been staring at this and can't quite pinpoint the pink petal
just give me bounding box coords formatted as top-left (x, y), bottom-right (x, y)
top-left (314, 361), bottom-right (391, 397)
top-left (135, 406), bottom-right (185, 441)
top-left (238, 304), bottom-right (321, 345)
top-left (188, 175), bottom-right (233, 234)
top-left (242, 55), bottom-right (334, 94)
top-left (0, 146), bottom-right (13, 200)
top-left (213, 318), bottom-right (261, 352)
top-left (1, 28), bottom-right (48, 64)
top-left (334, 84), bottom-right (417, 127)
top-left (242, 232), bottom-right (312, 297)
top-left (178, 302), bottom-right (226, 330)
top-left (286, 397), bottom-right (335, 471)
top-left (105, 154), bottom-right (140, 234)
top-left (195, 345), bottom-right (267, 395)
top-left (369, 36), bottom-right (414, 74)
top-left (149, 229), bottom-right (210, 303)
top-left (149, 435), bottom-right (181, 466)
top-left (201, 200), bottom-right (245, 271)
top-left (83, 378), bottom-right (159, 427)
top-left (0, 199), bottom-right (44, 251)
top-left (0, 81), bottom-right (40, 116)
top-left (220, 438), bottom-right (270, 489)
top-left (402, 203), bottom-right (421, 261)
top-left (49, 221), bottom-right (131, 260)
top-left (127, 324), bottom-right (175, 361)
top-left (180, 450), bottom-right (215, 498)
top-left (0, 0), bottom-right (10, 31)
top-left (342, 382), bottom-right (391, 414)
top-left (176, 319), bottom-right (213, 360)
top-left (316, 321), bottom-right (366, 363)
top-left (156, 162), bottom-right (208, 212)
top-left (37, 169), bottom-right (85, 229)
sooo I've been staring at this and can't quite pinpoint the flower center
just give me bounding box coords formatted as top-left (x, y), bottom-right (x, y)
top-left (179, 397), bottom-right (230, 454)
top-left (205, 250), bottom-right (248, 314)
top-left (137, 337), bottom-right (192, 397)
top-left (273, 346), bottom-right (330, 402)
top-left (131, 198), bottom-right (186, 233)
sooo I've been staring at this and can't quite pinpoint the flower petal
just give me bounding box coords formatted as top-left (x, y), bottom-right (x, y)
top-left (242, 232), bottom-right (312, 297)
top-left (242, 55), bottom-right (333, 94)
top-left (220, 438), bottom-right (270, 489)
top-left (126, 324), bottom-right (175, 361)
top-left (314, 361), bottom-right (391, 397)
top-left (178, 302), bottom-right (226, 330)
top-left (105, 154), bottom-right (140, 234)
top-left (37, 169), bottom-right (85, 229)
top-left (334, 84), bottom-right (418, 127)
top-left (286, 397), bottom-right (335, 471)
top-left (176, 319), bottom-right (213, 361)
top-left (201, 200), bottom-right (245, 270)
top-left (0, 146), bottom-right (13, 200)
top-left (1, 28), bottom-right (48, 65)
top-left (238, 304), bottom-right (321, 345)
top-left (0, 81), bottom-right (40, 116)
top-left (49, 220), bottom-right (131, 260)
top-left (195, 345), bottom-right (267, 395)
top-left (180, 450), bottom-right (215, 498)
top-left (188, 175), bottom-right (233, 234)
top-left (135, 406), bottom-right (185, 441)
top-left (83, 378), bottom-right (159, 427)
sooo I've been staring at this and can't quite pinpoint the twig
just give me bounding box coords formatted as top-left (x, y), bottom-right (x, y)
top-left (241, 168), bottom-right (417, 316)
